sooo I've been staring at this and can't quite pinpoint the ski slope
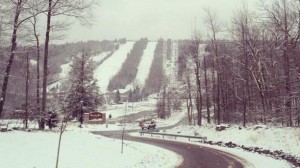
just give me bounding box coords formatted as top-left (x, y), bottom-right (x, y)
top-left (94, 41), bottom-right (135, 93)
top-left (59, 51), bottom-right (111, 79)
top-left (47, 51), bottom-right (111, 92)
top-left (91, 51), bottom-right (111, 62)
top-left (131, 41), bottom-right (157, 88)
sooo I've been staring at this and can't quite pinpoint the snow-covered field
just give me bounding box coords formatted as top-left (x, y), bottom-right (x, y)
top-left (94, 42), bottom-right (135, 93)
top-left (0, 126), bottom-right (182, 168)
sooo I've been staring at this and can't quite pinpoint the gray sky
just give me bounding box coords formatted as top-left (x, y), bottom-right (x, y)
top-left (65, 0), bottom-right (256, 42)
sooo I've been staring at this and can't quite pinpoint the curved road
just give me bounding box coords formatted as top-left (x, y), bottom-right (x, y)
top-left (92, 110), bottom-right (247, 168)
top-left (92, 130), bottom-right (246, 168)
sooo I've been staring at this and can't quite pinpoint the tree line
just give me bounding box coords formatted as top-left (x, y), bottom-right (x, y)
top-left (0, 0), bottom-right (97, 129)
top-left (108, 38), bottom-right (148, 91)
top-left (178, 0), bottom-right (300, 127)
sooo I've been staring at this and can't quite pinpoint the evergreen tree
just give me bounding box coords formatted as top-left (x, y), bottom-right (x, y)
top-left (133, 85), bottom-right (140, 102)
top-left (115, 89), bottom-right (121, 104)
top-left (128, 89), bottom-right (133, 102)
top-left (64, 51), bottom-right (104, 120)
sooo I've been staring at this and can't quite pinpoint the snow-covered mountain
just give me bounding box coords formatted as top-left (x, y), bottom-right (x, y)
top-left (126, 41), bottom-right (158, 89)
top-left (94, 41), bottom-right (135, 93)
top-left (47, 39), bottom-right (172, 103)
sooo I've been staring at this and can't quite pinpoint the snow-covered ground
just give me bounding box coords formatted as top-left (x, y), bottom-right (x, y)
top-left (47, 51), bottom-right (111, 92)
top-left (1, 101), bottom-right (297, 168)
top-left (94, 42), bottom-right (135, 93)
top-left (91, 51), bottom-right (111, 62)
top-left (164, 41), bottom-right (180, 89)
top-left (98, 97), bottom-right (296, 162)
top-left (130, 122), bottom-right (295, 168)
top-left (128, 41), bottom-right (157, 88)
top-left (0, 125), bottom-right (182, 168)
top-left (101, 98), bottom-right (157, 119)
top-left (131, 132), bottom-right (292, 168)
top-left (163, 124), bottom-right (300, 157)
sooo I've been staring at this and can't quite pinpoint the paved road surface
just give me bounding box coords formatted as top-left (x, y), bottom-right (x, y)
top-left (93, 110), bottom-right (246, 168)
top-left (92, 130), bottom-right (246, 168)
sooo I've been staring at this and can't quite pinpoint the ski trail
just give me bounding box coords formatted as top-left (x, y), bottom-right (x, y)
top-left (94, 41), bottom-right (135, 93)
top-left (128, 41), bottom-right (157, 89)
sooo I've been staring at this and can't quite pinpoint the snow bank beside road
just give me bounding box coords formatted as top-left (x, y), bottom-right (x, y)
top-left (0, 129), bottom-right (182, 168)
top-left (131, 131), bottom-right (292, 168)
top-left (167, 125), bottom-right (300, 157)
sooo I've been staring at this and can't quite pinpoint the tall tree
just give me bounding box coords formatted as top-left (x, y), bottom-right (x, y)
top-left (203, 8), bottom-right (221, 125)
top-left (41, 0), bottom-right (97, 129)
top-left (231, 2), bottom-right (252, 127)
top-left (0, 0), bottom-right (43, 117)
top-left (186, 36), bottom-right (203, 126)
top-left (64, 51), bottom-right (104, 121)
top-left (261, 0), bottom-right (299, 126)
top-left (115, 89), bottom-right (121, 104)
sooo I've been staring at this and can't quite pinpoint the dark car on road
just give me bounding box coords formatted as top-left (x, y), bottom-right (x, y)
top-left (139, 120), bottom-right (156, 130)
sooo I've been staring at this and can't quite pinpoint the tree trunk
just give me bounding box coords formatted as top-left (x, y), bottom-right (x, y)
top-left (242, 22), bottom-right (248, 127)
top-left (25, 51), bottom-right (29, 129)
top-left (204, 55), bottom-right (211, 124)
top-left (33, 16), bottom-right (41, 126)
top-left (216, 72), bottom-right (221, 125)
top-left (41, 0), bottom-right (53, 129)
top-left (195, 61), bottom-right (202, 126)
top-left (186, 73), bottom-right (193, 124)
top-left (283, 4), bottom-right (292, 126)
top-left (55, 131), bottom-right (63, 168)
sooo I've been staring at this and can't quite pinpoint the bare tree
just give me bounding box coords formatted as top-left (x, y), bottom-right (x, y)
top-left (27, 1), bottom-right (44, 127)
top-left (189, 35), bottom-right (203, 126)
top-left (230, 2), bottom-right (253, 127)
top-left (40, 0), bottom-right (98, 129)
top-left (0, 0), bottom-right (44, 118)
top-left (203, 8), bottom-right (221, 125)
top-left (183, 68), bottom-right (194, 124)
top-left (261, 0), bottom-right (299, 126)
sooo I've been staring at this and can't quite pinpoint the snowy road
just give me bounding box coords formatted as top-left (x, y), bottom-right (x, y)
top-left (92, 130), bottom-right (245, 168)
top-left (92, 111), bottom-right (246, 168)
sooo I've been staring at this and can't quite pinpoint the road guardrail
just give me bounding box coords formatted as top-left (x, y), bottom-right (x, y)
top-left (139, 131), bottom-right (207, 141)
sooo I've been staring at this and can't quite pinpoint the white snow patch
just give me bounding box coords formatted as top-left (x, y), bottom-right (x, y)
top-left (0, 127), bottom-right (182, 168)
top-left (128, 41), bottom-right (157, 88)
top-left (94, 42), bottom-right (135, 93)
top-left (162, 125), bottom-right (300, 158)
top-left (30, 59), bottom-right (37, 66)
top-left (101, 98), bottom-right (157, 120)
top-left (131, 130), bottom-right (292, 168)
top-left (91, 51), bottom-right (111, 62)
top-left (59, 62), bottom-right (72, 79)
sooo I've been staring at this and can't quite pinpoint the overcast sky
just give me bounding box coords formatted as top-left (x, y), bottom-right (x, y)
top-left (65, 0), bottom-right (257, 42)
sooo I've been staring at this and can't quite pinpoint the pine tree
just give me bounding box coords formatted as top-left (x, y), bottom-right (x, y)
top-left (115, 89), bottom-right (121, 104)
top-left (64, 51), bottom-right (104, 121)
top-left (128, 89), bottom-right (133, 102)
